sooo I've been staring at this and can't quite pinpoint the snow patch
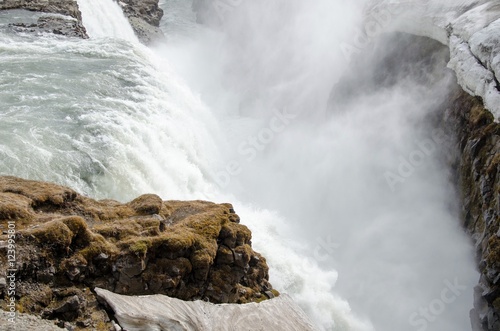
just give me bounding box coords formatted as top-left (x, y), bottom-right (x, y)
top-left (369, 0), bottom-right (500, 119)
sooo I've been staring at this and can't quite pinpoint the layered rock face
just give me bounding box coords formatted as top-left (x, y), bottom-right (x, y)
top-left (0, 176), bottom-right (275, 330)
top-left (0, 0), bottom-right (82, 20)
top-left (445, 89), bottom-right (500, 331)
top-left (0, 0), bottom-right (87, 38)
top-left (117, 0), bottom-right (164, 44)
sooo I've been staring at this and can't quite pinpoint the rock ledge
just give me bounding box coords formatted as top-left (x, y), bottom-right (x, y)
top-left (0, 176), bottom-right (275, 330)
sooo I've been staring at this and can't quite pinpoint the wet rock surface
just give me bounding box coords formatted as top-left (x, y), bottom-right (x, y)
top-left (0, 176), bottom-right (275, 330)
top-left (117, 0), bottom-right (164, 44)
top-left (444, 89), bottom-right (500, 331)
top-left (8, 14), bottom-right (87, 38)
top-left (0, 0), bottom-right (87, 38)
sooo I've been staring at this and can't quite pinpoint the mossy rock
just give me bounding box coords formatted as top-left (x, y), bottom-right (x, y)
top-left (0, 176), bottom-right (277, 329)
top-left (79, 233), bottom-right (118, 261)
top-left (61, 216), bottom-right (93, 247)
top-left (127, 194), bottom-right (163, 215)
top-left (27, 220), bottom-right (73, 250)
top-left (129, 238), bottom-right (151, 256)
top-left (0, 192), bottom-right (34, 223)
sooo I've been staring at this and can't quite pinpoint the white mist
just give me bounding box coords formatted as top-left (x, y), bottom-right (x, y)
top-left (156, 0), bottom-right (478, 330)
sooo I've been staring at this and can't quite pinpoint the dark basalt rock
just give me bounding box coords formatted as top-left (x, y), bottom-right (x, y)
top-left (0, 0), bottom-right (87, 38)
top-left (8, 15), bottom-right (87, 38)
top-left (117, 0), bottom-right (165, 44)
top-left (443, 88), bottom-right (500, 331)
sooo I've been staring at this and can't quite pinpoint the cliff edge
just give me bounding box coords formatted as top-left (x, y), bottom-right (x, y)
top-left (0, 176), bottom-right (278, 330)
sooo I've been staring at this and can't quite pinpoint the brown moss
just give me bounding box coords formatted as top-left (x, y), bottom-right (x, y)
top-left (93, 219), bottom-right (142, 241)
top-left (254, 295), bottom-right (267, 303)
top-left (136, 217), bottom-right (162, 236)
top-left (191, 250), bottom-right (214, 270)
top-left (61, 216), bottom-right (93, 247)
top-left (117, 236), bottom-right (156, 256)
top-left (128, 238), bottom-right (151, 256)
top-left (470, 103), bottom-right (494, 127)
top-left (127, 194), bottom-right (163, 215)
top-left (27, 220), bottom-right (73, 250)
top-left (95, 321), bottom-right (110, 331)
top-left (154, 231), bottom-right (196, 252)
top-left (162, 200), bottom-right (218, 224)
top-left (184, 213), bottom-right (225, 239)
top-left (79, 233), bottom-right (118, 261)
top-left (0, 192), bottom-right (34, 224)
top-left (77, 196), bottom-right (135, 222)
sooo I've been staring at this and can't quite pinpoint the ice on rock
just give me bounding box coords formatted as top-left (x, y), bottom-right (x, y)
top-left (369, 0), bottom-right (500, 119)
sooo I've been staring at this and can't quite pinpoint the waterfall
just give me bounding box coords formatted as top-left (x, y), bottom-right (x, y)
top-left (0, 0), bottom-right (482, 330)
top-left (155, 0), bottom-right (479, 330)
top-left (77, 0), bottom-right (138, 42)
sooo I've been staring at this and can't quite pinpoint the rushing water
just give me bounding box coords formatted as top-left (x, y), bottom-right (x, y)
top-left (0, 0), bottom-right (479, 330)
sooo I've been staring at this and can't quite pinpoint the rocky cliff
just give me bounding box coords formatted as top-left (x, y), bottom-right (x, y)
top-left (117, 0), bottom-right (164, 44)
top-left (445, 88), bottom-right (500, 331)
top-left (0, 0), bottom-right (164, 44)
top-left (0, 176), bottom-right (277, 330)
top-left (0, 0), bottom-right (87, 38)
